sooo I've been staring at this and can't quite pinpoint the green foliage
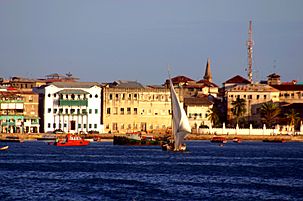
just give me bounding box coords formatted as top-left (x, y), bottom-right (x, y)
top-left (260, 102), bottom-right (281, 128)
top-left (231, 97), bottom-right (246, 124)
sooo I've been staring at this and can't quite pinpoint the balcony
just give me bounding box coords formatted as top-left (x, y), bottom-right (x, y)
top-left (59, 99), bottom-right (88, 107)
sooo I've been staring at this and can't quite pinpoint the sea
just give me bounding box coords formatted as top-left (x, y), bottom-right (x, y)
top-left (0, 140), bottom-right (302, 201)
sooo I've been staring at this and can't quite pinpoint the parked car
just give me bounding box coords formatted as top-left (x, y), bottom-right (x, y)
top-left (53, 129), bottom-right (64, 134)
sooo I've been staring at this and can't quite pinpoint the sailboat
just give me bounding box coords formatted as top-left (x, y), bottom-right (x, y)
top-left (161, 76), bottom-right (192, 152)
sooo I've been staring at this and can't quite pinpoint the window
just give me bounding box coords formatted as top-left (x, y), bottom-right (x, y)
top-left (82, 109), bottom-right (87, 114)
top-left (48, 94), bottom-right (51, 97)
top-left (71, 94), bottom-right (75, 100)
top-left (127, 107), bottom-right (131, 114)
top-left (121, 94), bottom-right (125, 100)
top-left (109, 94), bottom-right (113, 100)
top-left (84, 124), bottom-right (86, 129)
top-left (54, 109), bottom-right (57, 114)
top-left (78, 124), bottom-right (81, 128)
top-left (64, 123), bottom-right (67, 128)
top-left (107, 108), bottom-right (111, 114)
top-left (89, 109), bottom-right (92, 114)
top-left (248, 95), bottom-right (252, 99)
top-left (48, 123), bottom-right (51, 128)
top-left (94, 124), bottom-right (97, 129)
top-left (134, 108), bottom-right (138, 115)
top-left (53, 123), bottom-right (56, 128)
top-left (256, 95), bottom-right (259, 100)
top-left (134, 94), bottom-right (138, 99)
top-left (71, 109), bottom-right (75, 114)
top-left (113, 107), bottom-right (118, 115)
top-left (264, 95), bottom-right (267, 99)
top-left (95, 94), bottom-right (98, 98)
top-left (48, 108), bottom-right (51, 113)
top-left (65, 109), bottom-right (68, 114)
top-left (115, 94), bottom-right (119, 100)
top-left (128, 94), bottom-right (131, 100)
top-left (120, 108), bottom-right (124, 115)
top-left (89, 124), bottom-right (92, 129)
top-left (95, 109), bottom-right (98, 114)
top-left (77, 109), bottom-right (80, 114)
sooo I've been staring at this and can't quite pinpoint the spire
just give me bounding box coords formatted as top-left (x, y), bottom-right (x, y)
top-left (203, 57), bottom-right (212, 82)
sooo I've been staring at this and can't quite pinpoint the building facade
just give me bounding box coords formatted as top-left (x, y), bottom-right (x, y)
top-left (102, 85), bottom-right (173, 134)
top-left (226, 84), bottom-right (280, 125)
top-left (39, 82), bottom-right (102, 133)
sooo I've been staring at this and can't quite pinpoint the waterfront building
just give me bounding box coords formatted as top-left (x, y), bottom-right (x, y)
top-left (184, 95), bottom-right (213, 129)
top-left (0, 87), bottom-right (40, 133)
top-left (225, 83), bottom-right (280, 125)
top-left (102, 81), bottom-right (172, 134)
top-left (35, 82), bottom-right (102, 134)
top-left (0, 91), bottom-right (24, 133)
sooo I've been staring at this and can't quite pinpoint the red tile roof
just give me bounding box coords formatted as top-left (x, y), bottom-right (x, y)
top-left (224, 75), bottom-right (251, 84)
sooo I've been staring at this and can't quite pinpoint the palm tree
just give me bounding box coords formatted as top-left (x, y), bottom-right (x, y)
top-left (285, 109), bottom-right (300, 133)
top-left (207, 106), bottom-right (220, 127)
top-left (231, 97), bottom-right (246, 125)
top-left (259, 102), bottom-right (281, 128)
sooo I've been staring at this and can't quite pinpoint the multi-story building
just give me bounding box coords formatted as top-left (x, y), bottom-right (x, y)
top-left (184, 95), bottom-right (213, 128)
top-left (36, 82), bottom-right (102, 133)
top-left (0, 91), bottom-right (24, 133)
top-left (102, 81), bottom-right (172, 134)
top-left (225, 83), bottom-right (280, 125)
top-left (0, 88), bottom-right (40, 133)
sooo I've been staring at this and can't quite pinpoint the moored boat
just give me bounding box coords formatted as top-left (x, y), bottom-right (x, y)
top-left (52, 134), bottom-right (90, 146)
top-left (210, 136), bottom-right (227, 144)
top-left (113, 132), bottom-right (160, 146)
top-left (0, 136), bottom-right (24, 143)
top-left (0, 145), bottom-right (9, 151)
top-left (233, 137), bottom-right (242, 143)
top-left (263, 138), bottom-right (286, 143)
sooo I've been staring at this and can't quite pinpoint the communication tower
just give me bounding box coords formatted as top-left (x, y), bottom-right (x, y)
top-left (246, 21), bottom-right (254, 83)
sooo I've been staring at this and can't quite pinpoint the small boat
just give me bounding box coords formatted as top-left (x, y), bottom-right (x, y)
top-left (263, 139), bottom-right (286, 143)
top-left (0, 146), bottom-right (9, 151)
top-left (0, 136), bottom-right (24, 143)
top-left (161, 75), bottom-right (191, 152)
top-left (233, 137), bottom-right (242, 143)
top-left (210, 136), bottom-right (227, 144)
top-left (113, 132), bottom-right (160, 146)
top-left (52, 134), bottom-right (90, 146)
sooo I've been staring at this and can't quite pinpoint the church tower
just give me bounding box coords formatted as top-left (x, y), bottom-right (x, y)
top-left (203, 58), bottom-right (212, 82)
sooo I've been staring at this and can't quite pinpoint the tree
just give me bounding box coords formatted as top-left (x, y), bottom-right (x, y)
top-left (285, 109), bottom-right (300, 132)
top-left (207, 106), bottom-right (220, 127)
top-left (260, 102), bottom-right (281, 128)
top-left (231, 97), bottom-right (246, 125)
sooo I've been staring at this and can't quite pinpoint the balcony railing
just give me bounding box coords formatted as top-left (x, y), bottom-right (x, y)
top-left (59, 99), bottom-right (88, 106)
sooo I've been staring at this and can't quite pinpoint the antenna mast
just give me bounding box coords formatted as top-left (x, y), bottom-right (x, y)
top-left (246, 20), bottom-right (254, 83)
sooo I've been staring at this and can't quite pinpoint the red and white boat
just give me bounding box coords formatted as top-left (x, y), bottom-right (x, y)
top-left (52, 134), bottom-right (90, 146)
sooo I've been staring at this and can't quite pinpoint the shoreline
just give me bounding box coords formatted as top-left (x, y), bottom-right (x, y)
top-left (1, 133), bottom-right (303, 142)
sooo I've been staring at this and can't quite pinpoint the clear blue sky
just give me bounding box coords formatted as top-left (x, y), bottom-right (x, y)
top-left (0, 0), bottom-right (302, 86)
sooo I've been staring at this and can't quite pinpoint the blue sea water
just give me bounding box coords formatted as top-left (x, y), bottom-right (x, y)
top-left (0, 141), bottom-right (302, 201)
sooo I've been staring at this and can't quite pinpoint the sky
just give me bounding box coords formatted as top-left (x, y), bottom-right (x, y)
top-left (0, 0), bottom-right (302, 86)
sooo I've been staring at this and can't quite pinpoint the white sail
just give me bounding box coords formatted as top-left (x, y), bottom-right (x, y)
top-left (169, 79), bottom-right (191, 151)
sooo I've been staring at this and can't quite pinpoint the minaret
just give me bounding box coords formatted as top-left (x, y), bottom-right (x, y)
top-left (203, 58), bottom-right (212, 82)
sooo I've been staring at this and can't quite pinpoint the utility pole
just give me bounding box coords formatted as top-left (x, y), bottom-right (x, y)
top-left (246, 20), bottom-right (254, 83)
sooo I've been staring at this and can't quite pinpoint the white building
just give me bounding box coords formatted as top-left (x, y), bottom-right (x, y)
top-left (41, 82), bottom-right (103, 133)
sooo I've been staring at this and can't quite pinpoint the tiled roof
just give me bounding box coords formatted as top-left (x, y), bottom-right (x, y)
top-left (51, 82), bottom-right (100, 88)
top-left (184, 96), bottom-right (213, 106)
top-left (227, 84), bottom-right (279, 92)
top-left (224, 75), bottom-right (251, 84)
top-left (110, 80), bottom-right (145, 88)
top-left (196, 79), bottom-right (219, 87)
top-left (171, 76), bottom-right (194, 83)
top-left (271, 84), bottom-right (303, 91)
